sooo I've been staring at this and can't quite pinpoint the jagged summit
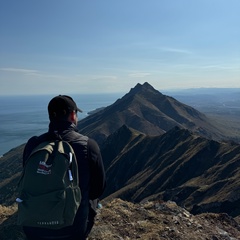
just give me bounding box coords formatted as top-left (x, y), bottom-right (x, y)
top-left (128, 82), bottom-right (158, 95)
top-left (121, 82), bottom-right (165, 103)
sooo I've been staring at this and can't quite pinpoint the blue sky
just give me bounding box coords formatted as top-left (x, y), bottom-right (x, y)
top-left (0, 0), bottom-right (239, 95)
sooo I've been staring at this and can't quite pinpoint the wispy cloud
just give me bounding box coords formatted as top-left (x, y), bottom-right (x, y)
top-left (0, 67), bottom-right (71, 79)
top-left (200, 64), bottom-right (240, 71)
top-left (89, 75), bottom-right (118, 81)
top-left (128, 72), bottom-right (151, 78)
top-left (160, 47), bottom-right (192, 55)
top-left (0, 67), bottom-right (40, 75)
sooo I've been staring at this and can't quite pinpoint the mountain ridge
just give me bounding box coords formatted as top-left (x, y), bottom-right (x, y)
top-left (101, 125), bottom-right (240, 218)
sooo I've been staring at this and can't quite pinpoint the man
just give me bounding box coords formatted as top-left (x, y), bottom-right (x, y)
top-left (22, 95), bottom-right (106, 240)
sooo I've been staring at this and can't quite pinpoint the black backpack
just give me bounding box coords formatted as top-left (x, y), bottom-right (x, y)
top-left (17, 140), bottom-right (81, 229)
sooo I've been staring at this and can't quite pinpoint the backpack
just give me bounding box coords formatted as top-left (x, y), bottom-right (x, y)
top-left (17, 140), bottom-right (81, 229)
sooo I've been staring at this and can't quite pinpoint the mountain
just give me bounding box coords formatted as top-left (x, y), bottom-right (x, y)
top-left (101, 125), bottom-right (240, 218)
top-left (78, 82), bottom-right (226, 145)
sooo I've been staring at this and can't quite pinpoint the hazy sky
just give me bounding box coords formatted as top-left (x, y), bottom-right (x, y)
top-left (0, 0), bottom-right (239, 95)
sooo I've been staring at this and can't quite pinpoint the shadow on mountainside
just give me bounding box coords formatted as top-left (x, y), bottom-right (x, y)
top-left (1, 199), bottom-right (240, 240)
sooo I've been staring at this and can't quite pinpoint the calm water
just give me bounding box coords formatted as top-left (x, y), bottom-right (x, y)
top-left (0, 93), bottom-right (122, 156)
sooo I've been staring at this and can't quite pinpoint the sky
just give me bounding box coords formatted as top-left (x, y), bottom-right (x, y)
top-left (0, 0), bottom-right (239, 95)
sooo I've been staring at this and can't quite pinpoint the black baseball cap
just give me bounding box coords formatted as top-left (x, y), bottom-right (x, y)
top-left (48, 95), bottom-right (82, 119)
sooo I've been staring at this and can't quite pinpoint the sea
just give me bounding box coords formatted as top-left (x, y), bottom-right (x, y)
top-left (0, 93), bottom-right (123, 156)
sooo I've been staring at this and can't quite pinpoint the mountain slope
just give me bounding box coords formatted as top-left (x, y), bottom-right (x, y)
top-left (78, 82), bottom-right (226, 145)
top-left (0, 145), bottom-right (25, 205)
top-left (101, 125), bottom-right (240, 217)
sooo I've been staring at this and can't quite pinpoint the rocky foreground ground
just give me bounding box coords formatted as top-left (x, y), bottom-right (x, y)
top-left (89, 199), bottom-right (240, 240)
top-left (1, 198), bottom-right (240, 240)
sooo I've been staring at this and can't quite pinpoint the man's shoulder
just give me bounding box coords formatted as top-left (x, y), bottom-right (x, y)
top-left (66, 131), bottom-right (101, 153)
top-left (71, 133), bottom-right (99, 149)
top-left (64, 130), bottom-right (88, 142)
top-left (61, 131), bottom-right (89, 152)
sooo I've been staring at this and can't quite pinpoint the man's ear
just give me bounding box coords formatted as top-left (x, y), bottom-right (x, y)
top-left (69, 111), bottom-right (76, 122)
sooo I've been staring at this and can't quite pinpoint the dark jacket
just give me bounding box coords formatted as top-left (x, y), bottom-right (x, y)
top-left (22, 120), bottom-right (106, 240)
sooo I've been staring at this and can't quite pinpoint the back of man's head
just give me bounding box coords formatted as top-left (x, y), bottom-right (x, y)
top-left (48, 95), bottom-right (82, 121)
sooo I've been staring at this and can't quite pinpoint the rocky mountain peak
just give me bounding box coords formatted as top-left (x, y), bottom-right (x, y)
top-left (126, 82), bottom-right (165, 102)
top-left (129, 82), bottom-right (158, 94)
